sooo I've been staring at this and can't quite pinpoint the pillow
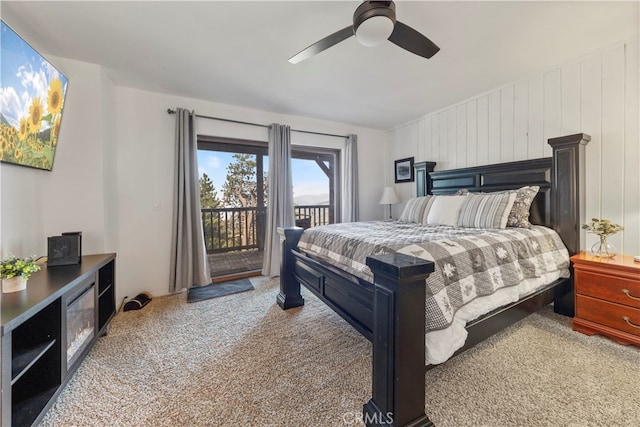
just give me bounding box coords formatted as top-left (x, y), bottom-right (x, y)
top-left (506, 186), bottom-right (539, 228)
top-left (454, 186), bottom-right (539, 228)
top-left (399, 196), bottom-right (434, 223)
top-left (425, 195), bottom-right (467, 226)
top-left (457, 192), bottom-right (517, 229)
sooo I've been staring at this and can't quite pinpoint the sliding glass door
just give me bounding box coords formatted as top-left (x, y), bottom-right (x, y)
top-left (197, 136), bottom-right (339, 278)
top-left (291, 147), bottom-right (340, 227)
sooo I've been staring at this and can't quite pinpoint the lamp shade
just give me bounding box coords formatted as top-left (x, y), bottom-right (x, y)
top-left (379, 186), bottom-right (400, 205)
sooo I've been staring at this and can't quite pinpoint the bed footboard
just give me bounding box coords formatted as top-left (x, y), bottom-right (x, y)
top-left (277, 227), bottom-right (305, 309)
top-left (364, 253), bottom-right (435, 427)
top-left (277, 227), bottom-right (435, 427)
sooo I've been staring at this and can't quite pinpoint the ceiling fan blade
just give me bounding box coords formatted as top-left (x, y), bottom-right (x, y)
top-left (288, 25), bottom-right (354, 64)
top-left (388, 21), bottom-right (440, 59)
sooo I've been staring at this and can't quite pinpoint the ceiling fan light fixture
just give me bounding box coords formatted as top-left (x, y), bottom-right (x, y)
top-left (355, 15), bottom-right (395, 47)
top-left (289, 0), bottom-right (439, 64)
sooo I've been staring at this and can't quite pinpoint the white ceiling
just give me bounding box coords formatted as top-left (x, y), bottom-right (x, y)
top-left (2, 1), bottom-right (638, 130)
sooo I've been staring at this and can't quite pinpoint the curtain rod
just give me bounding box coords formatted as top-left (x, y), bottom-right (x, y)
top-left (166, 108), bottom-right (348, 139)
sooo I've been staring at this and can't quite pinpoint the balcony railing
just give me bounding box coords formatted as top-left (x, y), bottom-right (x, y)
top-left (202, 205), bottom-right (333, 254)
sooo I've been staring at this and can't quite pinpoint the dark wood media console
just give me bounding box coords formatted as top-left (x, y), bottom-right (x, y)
top-left (1, 253), bottom-right (116, 427)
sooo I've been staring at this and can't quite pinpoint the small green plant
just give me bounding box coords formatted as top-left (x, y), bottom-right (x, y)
top-left (0, 255), bottom-right (41, 280)
top-left (582, 218), bottom-right (623, 237)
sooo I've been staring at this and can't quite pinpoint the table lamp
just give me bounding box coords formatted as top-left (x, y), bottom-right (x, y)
top-left (379, 186), bottom-right (400, 219)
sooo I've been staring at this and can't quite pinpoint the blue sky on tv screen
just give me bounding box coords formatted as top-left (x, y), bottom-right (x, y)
top-left (1, 21), bottom-right (68, 128)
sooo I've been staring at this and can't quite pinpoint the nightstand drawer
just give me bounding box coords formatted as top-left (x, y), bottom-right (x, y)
top-left (575, 270), bottom-right (640, 309)
top-left (576, 295), bottom-right (640, 337)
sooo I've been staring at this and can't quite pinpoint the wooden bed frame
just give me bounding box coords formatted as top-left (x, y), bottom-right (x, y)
top-left (277, 134), bottom-right (590, 427)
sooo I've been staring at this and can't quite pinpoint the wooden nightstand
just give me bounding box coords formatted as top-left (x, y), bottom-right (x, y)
top-left (570, 252), bottom-right (640, 346)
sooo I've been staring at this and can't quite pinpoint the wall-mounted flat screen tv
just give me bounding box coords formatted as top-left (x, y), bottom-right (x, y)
top-left (1, 20), bottom-right (68, 171)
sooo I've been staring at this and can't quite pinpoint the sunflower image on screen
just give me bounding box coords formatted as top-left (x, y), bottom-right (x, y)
top-left (0, 20), bottom-right (69, 171)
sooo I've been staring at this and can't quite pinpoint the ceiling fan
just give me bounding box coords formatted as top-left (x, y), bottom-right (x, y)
top-left (288, 0), bottom-right (440, 64)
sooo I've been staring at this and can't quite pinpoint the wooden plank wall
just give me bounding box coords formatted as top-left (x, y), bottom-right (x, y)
top-left (389, 40), bottom-right (639, 256)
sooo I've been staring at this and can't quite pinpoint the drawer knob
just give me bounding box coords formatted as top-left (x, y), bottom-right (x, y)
top-left (622, 289), bottom-right (640, 301)
top-left (622, 316), bottom-right (640, 329)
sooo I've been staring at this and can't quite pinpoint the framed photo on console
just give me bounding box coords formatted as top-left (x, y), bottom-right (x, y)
top-left (48, 232), bottom-right (82, 266)
top-left (394, 157), bottom-right (414, 183)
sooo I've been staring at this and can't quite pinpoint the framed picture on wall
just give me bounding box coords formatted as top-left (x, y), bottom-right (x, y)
top-left (0, 20), bottom-right (69, 171)
top-left (394, 157), bottom-right (414, 183)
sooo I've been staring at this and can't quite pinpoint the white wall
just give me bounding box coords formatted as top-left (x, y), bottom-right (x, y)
top-left (40, 58), bottom-right (110, 256)
top-left (389, 40), bottom-right (640, 256)
top-left (101, 67), bottom-right (119, 254)
top-left (0, 155), bottom-right (45, 256)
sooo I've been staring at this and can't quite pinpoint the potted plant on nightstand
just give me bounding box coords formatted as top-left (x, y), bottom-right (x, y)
top-left (0, 254), bottom-right (41, 293)
top-left (582, 218), bottom-right (623, 258)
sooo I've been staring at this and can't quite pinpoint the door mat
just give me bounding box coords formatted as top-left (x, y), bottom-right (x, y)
top-left (187, 278), bottom-right (254, 303)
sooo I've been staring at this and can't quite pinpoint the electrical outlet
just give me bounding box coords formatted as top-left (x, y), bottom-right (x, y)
top-left (152, 200), bottom-right (161, 211)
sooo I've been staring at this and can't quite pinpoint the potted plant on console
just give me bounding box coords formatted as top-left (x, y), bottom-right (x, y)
top-left (0, 254), bottom-right (40, 293)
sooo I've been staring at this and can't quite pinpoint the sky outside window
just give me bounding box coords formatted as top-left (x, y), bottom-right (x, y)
top-left (197, 150), bottom-right (329, 205)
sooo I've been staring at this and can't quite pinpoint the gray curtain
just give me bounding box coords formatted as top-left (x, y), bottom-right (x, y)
top-left (169, 108), bottom-right (211, 292)
top-left (262, 123), bottom-right (295, 277)
top-left (341, 134), bottom-right (359, 222)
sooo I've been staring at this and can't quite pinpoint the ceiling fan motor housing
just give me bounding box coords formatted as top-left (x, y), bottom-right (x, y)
top-left (353, 1), bottom-right (397, 46)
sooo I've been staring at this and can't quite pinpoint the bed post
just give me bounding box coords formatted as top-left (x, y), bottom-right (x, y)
top-left (548, 133), bottom-right (590, 316)
top-left (277, 227), bottom-right (305, 309)
top-left (364, 253), bottom-right (435, 427)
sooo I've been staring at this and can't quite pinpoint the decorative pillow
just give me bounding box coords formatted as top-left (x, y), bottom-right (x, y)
top-left (506, 186), bottom-right (539, 228)
top-left (425, 195), bottom-right (468, 226)
top-left (399, 196), bottom-right (434, 223)
top-left (457, 192), bottom-right (517, 229)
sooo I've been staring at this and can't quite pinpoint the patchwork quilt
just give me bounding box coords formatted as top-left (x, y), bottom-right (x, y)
top-left (297, 221), bottom-right (570, 332)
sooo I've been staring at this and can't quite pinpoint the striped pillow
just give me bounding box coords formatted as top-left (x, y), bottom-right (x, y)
top-left (454, 186), bottom-right (539, 228)
top-left (399, 196), bottom-right (434, 223)
top-left (457, 192), bottom-right (517, 229)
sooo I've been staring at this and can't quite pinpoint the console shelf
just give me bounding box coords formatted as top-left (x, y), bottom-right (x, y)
top-left (11, 339), bottom-right (57, 385)
top-left (98, 285), bottom-right (112, 299)
top-left (11, 386), bottom-right (58, 427)
top-left (1, 253), bottom-right (116, 427)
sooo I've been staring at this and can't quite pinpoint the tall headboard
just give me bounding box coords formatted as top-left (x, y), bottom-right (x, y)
top-left (414, 161), bottom-right (437, 197)
top-left (427, 157), bottom-right (553, 227)
top-left (416, 134), bottom-right (590, 257)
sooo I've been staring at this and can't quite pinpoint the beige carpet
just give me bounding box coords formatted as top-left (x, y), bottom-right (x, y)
top-left (41, 277), bottom-right (639, 427)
